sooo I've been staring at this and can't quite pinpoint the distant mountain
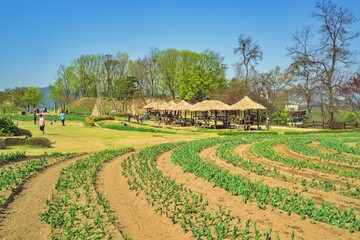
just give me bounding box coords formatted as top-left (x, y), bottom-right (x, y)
top-left (40, 86), bottom-right (54, 109)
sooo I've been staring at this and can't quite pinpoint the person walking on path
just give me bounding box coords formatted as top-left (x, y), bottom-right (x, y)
top-left (60, 110), bottom-right (66, 126)
top-left (33, 110), bottom-right (37, 124)
top-left (39, 114), bottom-right (45, 135)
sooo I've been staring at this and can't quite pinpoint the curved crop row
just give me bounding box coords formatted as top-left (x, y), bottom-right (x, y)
top-left (39, 148), bottom-right (134, 239)
top-left (0, 152), bottom-right (76, 207)
top-left (286, 137), bottom-right (359, 166)
top-left (251, 138), bottom-right (360, 179)
top-left (319, 137), bottom-right (360, 157)
top-left (172, 138), bottom-right (360, 232)
top-left (0, 151), bottom-right (26, 164)
top-left (122, 140), bottom-right (278, 239)
top-left (215, 139), bottom-right (356, 197)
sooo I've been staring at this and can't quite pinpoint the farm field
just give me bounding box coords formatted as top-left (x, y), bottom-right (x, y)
top-left (0, 118), bottom-right (360, 239)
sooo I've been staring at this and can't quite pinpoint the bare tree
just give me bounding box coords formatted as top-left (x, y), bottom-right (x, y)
top-left (313, 0), bottom-right (359, 123)
top-left (233, 34), bottom-right (263, 92)
top-left (145, 47), bottom-right (159, 97)
top-left (129, 58), bottom-right (150, 98)
top-left (288, 27), bottom-right (320, 114)
top-left (288, 0), bottom-right (359, 124)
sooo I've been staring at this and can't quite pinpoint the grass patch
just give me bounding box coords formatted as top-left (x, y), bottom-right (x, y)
top-left (100, 124), bottom-right (176, 134)
top-left (7, 113), bottom-right (87, 122)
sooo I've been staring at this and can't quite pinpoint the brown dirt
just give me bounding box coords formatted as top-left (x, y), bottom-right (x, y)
top-left (0, 155), bottom-right (84, 240)
top-left (157, 150), bottom-right (360, 240)
top-left (96, 153), bottom-right (193, 240)
top-left (346, 142), bottom-right (359, 148)
top-left (243, 143), bottom-right (360, 188)
top-left (200, 146), bottom-right (360, 213)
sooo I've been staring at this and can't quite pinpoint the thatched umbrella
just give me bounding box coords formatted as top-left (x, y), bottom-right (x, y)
top-left (228, 96), bottom-right (266, 111)
top-left (157, 102), bottom-right (169, 111)
top-left (228, 96), bottom-right (266, 130)
top-left (142, 101), bottom-right (158, 109)
top-left (189, 100), bottom-right (230, 129)
top-left (173, 100), bottom-right (192, 111)
top-left (164, 100), bottom-right (177, 111)
top-left (189, 100), bottom-right (230, 111)
top-left (172, 100), bottom-right (192, 119)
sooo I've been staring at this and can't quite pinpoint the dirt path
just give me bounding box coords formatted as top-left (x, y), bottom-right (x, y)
top-left (157, 151), bottom-right (360, 240)
top-left (96, 153), bottom-right (192, 240)
top-left (0, 155), bottom-right (84, 240)
top-left (200, 146), bottom-right (360, 213)
top-left (237, 143), bottom-right (360, 188)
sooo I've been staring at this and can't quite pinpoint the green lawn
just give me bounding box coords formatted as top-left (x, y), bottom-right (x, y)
top-left (2, 117), bottom-right (213, 155)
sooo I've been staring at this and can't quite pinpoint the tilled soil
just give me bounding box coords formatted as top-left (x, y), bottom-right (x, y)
top-left (0, 155), bottom-right (84, 240)
top-left (202, 146), bottom-right (360, 212)
top-left (96, 153), bottom-right (193, 240)
top-left (157, 149), bottom-right (360, 240)
top-left (239, 143), bottom-right (360, 188)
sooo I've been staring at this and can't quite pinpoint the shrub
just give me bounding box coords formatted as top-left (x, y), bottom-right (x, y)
top-left (93, 115), bottom-right (115, 121)
top-left (0, 117), bottom-right (20, 136)
top-left (17, 128), bottom-right (32, 137)
top-left (4, 137), bottom-right (27, 145)
top-left (0, 139), bottom-right (6, 149)
top-left (25, 137), bottom-right (52, 148)
top-left (85, 116), bottom-right (95, 126)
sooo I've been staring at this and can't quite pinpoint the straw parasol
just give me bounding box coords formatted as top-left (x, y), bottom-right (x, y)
top-left (189, 100), bottom-right (230, 111)
top-left (164, 100), bottom-right (177, 110)
top-left (142, 101), bottom-right (158, 109)
top-left (156, 102), bottom-right (168, 111)
top-left (172, 100), bottom-right (192, 111)
top-left (228, 96), bottom-right (266, 111)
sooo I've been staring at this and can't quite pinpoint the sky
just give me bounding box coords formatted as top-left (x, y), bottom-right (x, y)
top-left (0, 0), bottom-right (359, 91)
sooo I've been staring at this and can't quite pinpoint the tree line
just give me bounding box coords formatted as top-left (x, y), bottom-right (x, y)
top-left (1, 0), bottom-right (359, 123)
top-left (49, 48), bottom-right (227, 110)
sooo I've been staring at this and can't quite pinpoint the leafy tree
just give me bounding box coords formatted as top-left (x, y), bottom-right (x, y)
top-left (156, 49), bottom-right (180, 99)
top-left (50, 65), bottom-right (76, 111)
top-left (22, 87), bottom-right (43, 110)
top-left (7, 87), bottom-right (26, 108)
top-left (114, 76), bottom-right (138, 101)
top-left (72, 54), bottom-right (101, 98)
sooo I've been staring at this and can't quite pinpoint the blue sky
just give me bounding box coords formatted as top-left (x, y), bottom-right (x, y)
top-left (0, 0), bottom-right (359, 91)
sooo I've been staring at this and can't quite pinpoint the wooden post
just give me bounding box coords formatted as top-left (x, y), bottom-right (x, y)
top-left (214, 110), bottom-right (217, 129)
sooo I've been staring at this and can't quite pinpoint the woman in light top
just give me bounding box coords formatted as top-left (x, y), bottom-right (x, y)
top-left (39, 114), bottom-right (45, 135)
